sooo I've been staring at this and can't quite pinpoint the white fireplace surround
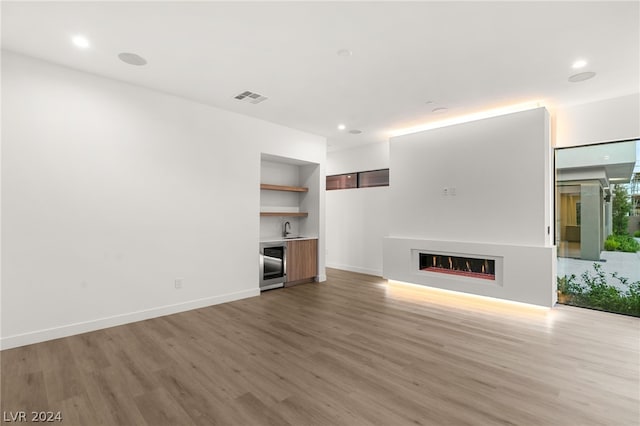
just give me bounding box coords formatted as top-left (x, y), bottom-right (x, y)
top-left (384, 108), bottom-right (555, 307)
top-left (384, 238), bottom-right (557, 307)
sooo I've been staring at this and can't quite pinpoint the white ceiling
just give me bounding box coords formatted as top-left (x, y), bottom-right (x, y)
top-left (2, 1), bottom-right (639, 150)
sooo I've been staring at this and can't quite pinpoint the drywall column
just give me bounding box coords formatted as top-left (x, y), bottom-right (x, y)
top-left (604, 201), bottom-right (612, 238)
top-left (385, 108), bottom-right (556, 306)
top-left (600, 190), bottom-right (605, 250)
top-left (580, 183), bottom-right (602, 260)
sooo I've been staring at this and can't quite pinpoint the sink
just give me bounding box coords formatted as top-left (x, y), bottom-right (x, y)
top-left (284, 236), bottom-right (304, 239)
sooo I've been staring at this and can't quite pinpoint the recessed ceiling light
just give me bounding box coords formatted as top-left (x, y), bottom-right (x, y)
top-left (72, 35), bottom-right (90, 49)
top-left (568, 71), bottom-right (596, 83)
top-left (337, 49), bottom-right (353, 57)
top-left (118, 52), bottom-right (147, 66)
top-left (432, 107), bottom-right (449, 114)
top-left (338, 124), bottom-right (346, 130)
top-left (348, 129), bottom-right (362, 134)
top-left (572, 59), bottom-right (587, 69)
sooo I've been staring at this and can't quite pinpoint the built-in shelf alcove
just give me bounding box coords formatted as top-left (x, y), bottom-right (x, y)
top-left (260, 153), bottom-right (320, 241)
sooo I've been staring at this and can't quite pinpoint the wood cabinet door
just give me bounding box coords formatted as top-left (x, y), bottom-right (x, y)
top-left (287, 239), bottom-right (318, 282)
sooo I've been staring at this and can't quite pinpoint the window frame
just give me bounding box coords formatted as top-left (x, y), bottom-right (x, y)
top-left (326, 168), bottom-right (389, 191)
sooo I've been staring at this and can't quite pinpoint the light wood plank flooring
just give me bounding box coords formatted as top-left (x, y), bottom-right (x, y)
top-left (2, 268), bottom-right (639, 425)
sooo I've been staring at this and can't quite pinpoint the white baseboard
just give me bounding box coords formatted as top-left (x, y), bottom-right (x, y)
top-left (326, 263), bottom-right (382, 277)
top-left (0, 288), bottom-right (259, 350)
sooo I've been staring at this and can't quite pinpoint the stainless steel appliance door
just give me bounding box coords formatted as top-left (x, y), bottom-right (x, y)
top-left (263, 250), bottom-right (283, 279)
top-left (259, 243), bottom-right (287, 288)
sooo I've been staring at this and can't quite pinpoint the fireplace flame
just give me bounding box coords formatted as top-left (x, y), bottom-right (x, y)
top-left (419, 253), bottom-right (495, 280)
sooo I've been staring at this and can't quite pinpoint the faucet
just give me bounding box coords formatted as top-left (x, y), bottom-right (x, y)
top-left (283, 221), bottom-right (291, 238)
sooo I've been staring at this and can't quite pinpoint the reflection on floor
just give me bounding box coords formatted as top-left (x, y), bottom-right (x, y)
top-left (557, 240), bottom-right (581, 259)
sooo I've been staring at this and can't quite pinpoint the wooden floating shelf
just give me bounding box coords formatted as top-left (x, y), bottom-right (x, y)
top-left (260, 184), bottom-right (308, 192)
top-left (260, 212), bottom-right (308, 217)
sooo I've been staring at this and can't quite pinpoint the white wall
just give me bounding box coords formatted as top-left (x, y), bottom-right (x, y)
top-left (389, 108), bottom-right (551, 246)
top-left (326, 142), bottom-right (389, 275)
top-left (326, 142), bottom-right (389, 175)
top-left (326, 186), bottom-right (388, 276)
top-left (555, 93), bottom-right (640, 148)
top-left (384, 108), bottom-right (556, 306)
top-left (299, 162), bottom-right (323, 260)
top-left (1, 51), bottom-right (326, 349)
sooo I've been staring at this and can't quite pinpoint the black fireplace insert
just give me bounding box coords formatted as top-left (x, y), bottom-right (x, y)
top-left (419, 253), bottom-right (495, 280)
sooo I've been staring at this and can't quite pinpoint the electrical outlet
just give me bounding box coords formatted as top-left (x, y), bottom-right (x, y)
top-left (174, 278), bottom-right (183, 289)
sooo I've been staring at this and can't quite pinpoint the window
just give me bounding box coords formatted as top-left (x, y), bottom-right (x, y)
top-left (326, 169), bottom-right (389, 190)
top-left (555, 139), bottom-right (640, 317)
top-left (359, 169), bottom-right (389, 188)
top-left (326, 174), bottom-right (358, 190)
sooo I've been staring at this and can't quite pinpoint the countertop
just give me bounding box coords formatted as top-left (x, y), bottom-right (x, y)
top-left (260, 236), bottom-right (318, 243)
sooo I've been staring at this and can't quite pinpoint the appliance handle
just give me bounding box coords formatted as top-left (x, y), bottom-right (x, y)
top-left (283, 245), bottom-right (287, 277)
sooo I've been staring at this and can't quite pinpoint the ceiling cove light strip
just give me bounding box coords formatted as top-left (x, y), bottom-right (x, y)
top-left (389, 100), bottom-right (544, 137)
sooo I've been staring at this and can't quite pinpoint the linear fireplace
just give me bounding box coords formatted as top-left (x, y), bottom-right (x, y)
top-left (385, 239), bottom-right (554, 307)
top-left (419, 253), bottom-right (495, 280)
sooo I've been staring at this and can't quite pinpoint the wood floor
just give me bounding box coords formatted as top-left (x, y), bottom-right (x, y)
top-left (2, 268), bottom-right (639, 425)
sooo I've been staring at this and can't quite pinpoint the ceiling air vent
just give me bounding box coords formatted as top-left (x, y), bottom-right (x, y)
top-left (234, 90), bottom-right (268, 104)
